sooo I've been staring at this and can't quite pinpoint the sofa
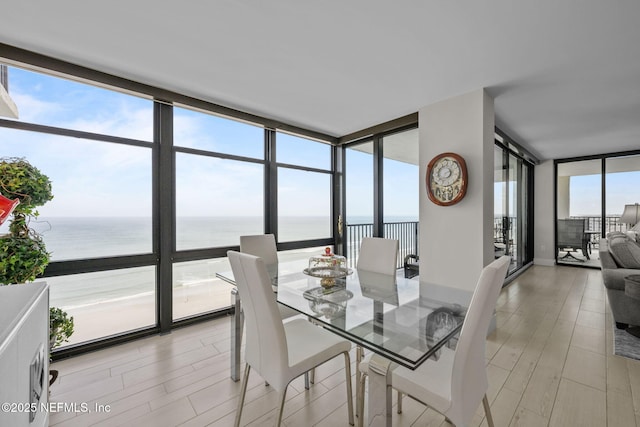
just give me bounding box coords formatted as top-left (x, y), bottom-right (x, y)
top-left (599, 232), bottom-right (640, 329)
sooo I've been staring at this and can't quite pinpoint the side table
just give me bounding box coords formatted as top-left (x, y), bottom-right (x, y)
top-left (624, 275), bottom-right (640, 338)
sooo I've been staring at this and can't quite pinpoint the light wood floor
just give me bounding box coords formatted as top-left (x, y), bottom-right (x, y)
top-left (49, 265), bottom-right (640, 426)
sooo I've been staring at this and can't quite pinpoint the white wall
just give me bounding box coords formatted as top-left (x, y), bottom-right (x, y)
top-left (534, 160), bottom-right (556, 266)
top-left (418, 89), bottom-right (495, 293)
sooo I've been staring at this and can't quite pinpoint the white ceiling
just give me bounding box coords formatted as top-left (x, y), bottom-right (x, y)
top-left (1, 1), bottom-right (639, 161)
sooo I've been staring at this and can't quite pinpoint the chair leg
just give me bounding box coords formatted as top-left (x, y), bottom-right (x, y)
top-left (355, 346), bottom-right (364, 418)
top-left (303, 368), bottom-right (317, 389)
top-left (397, 391), bottom-right (402, 414)
top-left (357, 372), bottom-right (367, 427)
top-left (234, 364), bottom-right (251, 427)
top-left (344, 352), bottom-right (354, 426)
top-left (482, 394), bottom-right (495, 427)
top-left (275, 388), bottom-right (288, 427)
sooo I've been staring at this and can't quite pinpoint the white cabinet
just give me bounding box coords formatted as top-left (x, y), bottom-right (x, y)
top-left (0, 282), bottom-right (49, 427)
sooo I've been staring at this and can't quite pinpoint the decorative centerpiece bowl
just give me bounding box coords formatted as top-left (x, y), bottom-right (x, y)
top-left (303, 247), bottom-right (352, 288)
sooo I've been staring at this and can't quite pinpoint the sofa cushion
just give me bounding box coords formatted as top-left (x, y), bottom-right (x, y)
top-left (609, 236), bottom-right (640, 268)
top-left (607, 231), bottom-right (627, 239)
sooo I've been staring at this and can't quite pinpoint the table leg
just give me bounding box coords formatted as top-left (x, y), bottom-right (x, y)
top-left (356, 346), bottom-right (364, 418)
top-left (230, 287), bottom-right (243, 382)
top-left (367, 354), bottom-right (392, 427)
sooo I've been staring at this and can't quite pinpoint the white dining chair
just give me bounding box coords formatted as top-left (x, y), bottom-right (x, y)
top-left (354, 237), bottom-right (399, 416)
top-left (239, 234), bottom-right (278, 266)
top-left (356, 237), bottom-right (399, 276)
top-left (239, 234), bottom-right (314, 387)
top-left (239, 233), bottom-right (301, 318)
top-left (356, 255), bottom-right (510, 427)
top-left (228, 251), bottom-right (354, 427)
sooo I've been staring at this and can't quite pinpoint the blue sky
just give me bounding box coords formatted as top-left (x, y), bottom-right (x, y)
top-left (571, 172), bottom-right (640, 216)
top-left (4, 65), bottom-right (635, 228)
top-left (1, 65), bottom-right (419, 220)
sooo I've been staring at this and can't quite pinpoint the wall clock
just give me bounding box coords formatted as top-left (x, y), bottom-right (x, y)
top-left (426, 152), bottom-right (468, 206)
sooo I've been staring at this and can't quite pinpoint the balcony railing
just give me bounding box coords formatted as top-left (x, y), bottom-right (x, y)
top-left (346, 215), bottom-right (627, 271)
top-left (346, 221), bottom-right (419, 270)
top-left (569, 215), bottom-right (633, 234)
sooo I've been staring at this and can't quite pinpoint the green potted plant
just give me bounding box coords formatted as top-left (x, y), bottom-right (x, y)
top-left (0, 157), bottom-right (74, 383)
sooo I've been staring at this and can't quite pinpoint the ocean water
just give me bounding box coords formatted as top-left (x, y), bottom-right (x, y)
top-left (1, 216), bottom-right (416, 309)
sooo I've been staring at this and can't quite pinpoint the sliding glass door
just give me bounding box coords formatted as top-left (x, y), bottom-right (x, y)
top-left (494, 141), bottom-right (534, 274)
top-left (555, 153), bottom-right (640, 268)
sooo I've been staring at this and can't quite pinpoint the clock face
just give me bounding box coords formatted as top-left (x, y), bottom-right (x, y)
top-left (426, 153), bottom-right (467, 206)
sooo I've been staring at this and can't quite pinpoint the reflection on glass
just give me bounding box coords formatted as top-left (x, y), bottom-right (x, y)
top-left (47, 267), bottom-right (156, 347)
top-left (358, 270), bottom-right (398, 305)
top-left (303, 286), bottom-right (353, 320)
top-left (175, 153), bottom-right (264, 250)
top-left (277, 168), bottom-right (331, 242)
top-left (424, 306), bottom-right (464, 361)
top-left (173, 258), bottom-right (235, 320)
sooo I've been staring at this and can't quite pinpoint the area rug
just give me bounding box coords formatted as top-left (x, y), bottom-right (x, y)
top-left (613, 327), bottom-right (640, 361)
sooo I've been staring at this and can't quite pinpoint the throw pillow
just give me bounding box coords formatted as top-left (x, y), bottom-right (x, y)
top-left (609, 236), bottom-right (640, 268)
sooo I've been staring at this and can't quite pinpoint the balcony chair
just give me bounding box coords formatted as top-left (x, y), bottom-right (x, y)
top-left (403, 254), bottom-right (419, 279)
top-left (557, 218), bottom-right (589, 261)
top-left (228, 251), bottom-right (354, 427)
top-left (356, 256), bottom-right (511, 427)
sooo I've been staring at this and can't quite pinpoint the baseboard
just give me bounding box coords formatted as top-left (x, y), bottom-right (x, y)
top-left (534, 258), bottom-right (555, 266)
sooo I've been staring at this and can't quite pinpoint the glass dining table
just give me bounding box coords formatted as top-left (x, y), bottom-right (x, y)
top-left (216, 262), bottom-right (471, 426)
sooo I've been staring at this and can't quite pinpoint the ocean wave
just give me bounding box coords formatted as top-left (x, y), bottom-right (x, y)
top-left (62, 290), bottom-right (155, 310)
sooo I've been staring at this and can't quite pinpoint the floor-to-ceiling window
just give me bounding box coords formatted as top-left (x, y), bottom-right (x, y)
top-left (172, 106), bottom-right (266, 320)
top-left (0, 53), bottom-right (337, 357)
top-left (342, 125), bottom-right (418, 269)
top-left (382, 129), bottom-right (419, 267)
top-left (555, 152), bottom-right (640, 268)
top-left (276, 132), bottom-right (332, 243)
top-left (494, 133), bottom-right (534, 274)
top-left (0, 66), bottom-right (157, 345)
top-left (344, 141), bottom-right (374, 267)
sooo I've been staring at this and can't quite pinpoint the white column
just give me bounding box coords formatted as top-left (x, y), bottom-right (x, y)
top-left (418, 89), bottom-right (494, 293)
top-left (534, 160), bottom-right (556, 265)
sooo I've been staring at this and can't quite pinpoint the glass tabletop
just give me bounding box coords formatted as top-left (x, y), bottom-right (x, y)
top-left (216, 263), bottom-right (468, 370)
